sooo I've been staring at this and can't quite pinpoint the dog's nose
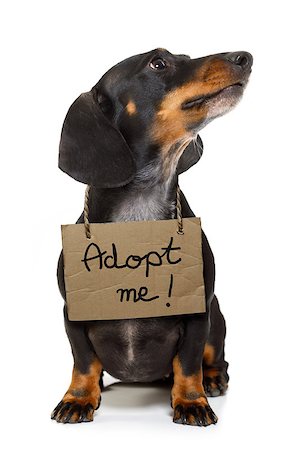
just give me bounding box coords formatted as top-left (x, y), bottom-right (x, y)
top-left (226, 51), bottom-right (253, 70)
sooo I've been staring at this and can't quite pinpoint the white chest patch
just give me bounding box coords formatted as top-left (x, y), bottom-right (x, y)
top-left (110, 189), bottom-right (175, 222)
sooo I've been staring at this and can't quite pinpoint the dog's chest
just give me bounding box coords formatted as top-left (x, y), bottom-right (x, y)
top-left (109, 189), bottom-right (175, 222)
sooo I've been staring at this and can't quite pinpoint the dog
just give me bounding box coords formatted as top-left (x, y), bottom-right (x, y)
top-left (51, 48), bottom-right (252, 426)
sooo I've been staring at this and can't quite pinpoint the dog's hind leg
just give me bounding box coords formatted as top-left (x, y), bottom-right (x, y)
top-left (203, 295), bottom-right (229, 397)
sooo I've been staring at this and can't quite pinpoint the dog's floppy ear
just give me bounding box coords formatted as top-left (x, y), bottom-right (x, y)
top-left (177, 135), bottom-right (203, 174)
top-left (58, 90), bottom-right (136, 187)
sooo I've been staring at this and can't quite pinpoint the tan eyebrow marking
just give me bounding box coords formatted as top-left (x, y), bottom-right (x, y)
top-left (126, 100), bottom-right (137, 115)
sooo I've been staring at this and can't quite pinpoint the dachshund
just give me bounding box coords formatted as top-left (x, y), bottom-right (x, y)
top-left (51, 48), bottom-right (253, 426)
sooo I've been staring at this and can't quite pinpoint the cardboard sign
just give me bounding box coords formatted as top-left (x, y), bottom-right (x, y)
top-left (61, 217), bottom-right (206, 320)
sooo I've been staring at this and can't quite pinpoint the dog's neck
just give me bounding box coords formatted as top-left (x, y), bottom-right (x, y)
top-left (109, 159), bottom-right (178, 222)
top-left (87, 141), bottom-right (188, 224)
top-left (87, 160), bottom-right (178, 224)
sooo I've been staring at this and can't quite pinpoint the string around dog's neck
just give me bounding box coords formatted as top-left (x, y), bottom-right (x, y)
top-left (83, 184), bottom-right (184, 240)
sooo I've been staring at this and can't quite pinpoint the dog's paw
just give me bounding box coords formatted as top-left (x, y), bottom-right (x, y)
top-left (51, 399), bottom-right (98, 424)
top-left (173, 402), bottom-right (218, 427)
top-left (203, 373), bottom-right (228, 397)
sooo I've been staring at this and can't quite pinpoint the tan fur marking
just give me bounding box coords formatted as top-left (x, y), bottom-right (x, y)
top-left (171, 355), bottom-right (207, 408)
top-left (63, 358), bottom-right (102, 409)
top-left (126, 100), bottom-right (137, 115)
top-left (203, 343), bottom-right (215, 366)
top-left (203, 368), bottom-right (220, 379)
top-left (152, 108), bottom-right (195, 147)
top-left (161, 59), bottom-right (237, 112)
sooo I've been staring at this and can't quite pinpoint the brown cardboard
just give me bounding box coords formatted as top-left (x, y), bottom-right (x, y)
top-left (61, 217), bottom-right (206, 320)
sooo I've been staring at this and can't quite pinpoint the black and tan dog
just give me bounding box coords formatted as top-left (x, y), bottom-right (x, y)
top-left (52, 48), bottom-right (252, 426)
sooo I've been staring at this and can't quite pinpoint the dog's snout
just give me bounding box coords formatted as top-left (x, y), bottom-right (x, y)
top-left (226, 51), bottom-right (253, 70)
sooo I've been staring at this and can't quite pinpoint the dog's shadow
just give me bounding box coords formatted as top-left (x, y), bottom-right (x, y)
top-left (102, 376), bottom-right (172, 409)
top-left (101, 375), bottom-right (228, 420)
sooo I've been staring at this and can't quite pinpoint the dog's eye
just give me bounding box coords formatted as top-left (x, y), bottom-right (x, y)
top-left (150, 58), bottom-right (167, 70)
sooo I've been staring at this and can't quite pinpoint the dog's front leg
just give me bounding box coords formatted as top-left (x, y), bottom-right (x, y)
top-left (51, 307), bottom-right (103, 423)
top-left (171, 314), bottom-right (218, 427)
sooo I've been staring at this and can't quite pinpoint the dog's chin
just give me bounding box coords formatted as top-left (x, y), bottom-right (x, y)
top-left (187, 85), bottom-right (246, 132)
top-left (205, 84), bottom-right (244, 118)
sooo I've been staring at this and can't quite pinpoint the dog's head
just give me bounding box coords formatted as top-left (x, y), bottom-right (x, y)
top-left (59, 48), bottom-right (252, 187)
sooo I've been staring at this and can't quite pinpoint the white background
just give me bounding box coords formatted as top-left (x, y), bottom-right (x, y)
top-left (1, 0), bottom-right (299, 448)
